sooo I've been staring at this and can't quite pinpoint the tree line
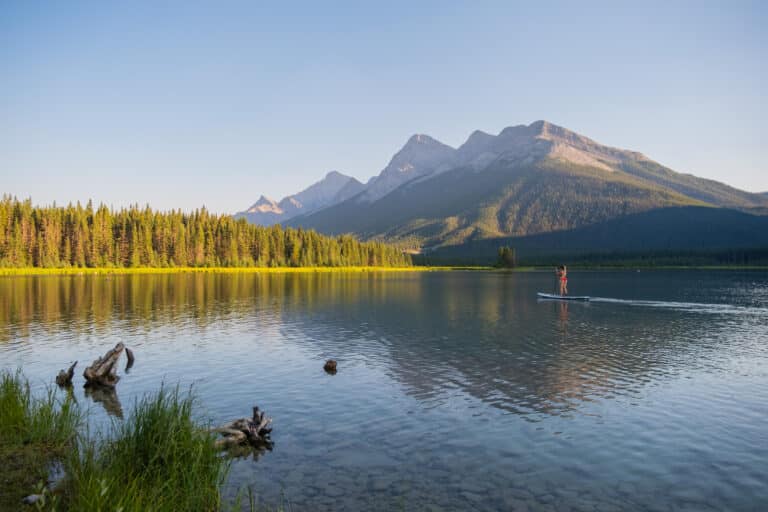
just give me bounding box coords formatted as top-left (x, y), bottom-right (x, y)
top-left (0, 196), bottom-right (412, 268)
top-left (496, 246), bottom-right (517, 268)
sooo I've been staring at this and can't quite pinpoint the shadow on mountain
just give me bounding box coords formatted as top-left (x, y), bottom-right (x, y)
top-left (424, 206), bottom-right (768, 265)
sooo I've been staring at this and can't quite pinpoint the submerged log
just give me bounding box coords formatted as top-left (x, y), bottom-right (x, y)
top-left (55, 361), bottom-right (77, 387)
top-left (211, 405), bottom-right (273, 450)
top-left (83, 343), bottom-right (124, 388)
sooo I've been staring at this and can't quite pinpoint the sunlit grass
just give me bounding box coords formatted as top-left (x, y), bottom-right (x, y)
top-left (0, 372), bottom-right (288, 510)
top-left (63, 386), bottom-right (227, 512)
top-left (0, 265), bottom-right (489, 276)
top-left (0, 370), bottom-right (80, 510)
top-left (4, 264), bottom-right (758, 276)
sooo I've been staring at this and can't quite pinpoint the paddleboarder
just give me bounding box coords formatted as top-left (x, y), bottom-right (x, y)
top-left (556, 265), bottom-right (568, 296)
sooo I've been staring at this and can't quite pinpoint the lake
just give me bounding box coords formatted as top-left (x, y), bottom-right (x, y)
top-left (1, 270), bottom-right (767, 511)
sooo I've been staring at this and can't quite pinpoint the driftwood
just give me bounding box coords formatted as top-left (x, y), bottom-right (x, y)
top-left (324, 359), bottom-right (337, 374)
top-left (211, 406), bottom-right (273, 450)
top-left (83, 343), bottom-right (124, 388)
top-left (55, 361), bottom-right (77, 387)
top-left (125, 347), bottom-right (135, 371)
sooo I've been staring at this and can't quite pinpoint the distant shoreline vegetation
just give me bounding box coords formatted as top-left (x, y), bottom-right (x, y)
top-left (2, 265), bottom-right (766, 278)
top-left (3, 196), bottom-right (766, 273)
top-left (0, 196), bottom-right (411, 269)
top-left (0, 266), bottom-right (472, 277)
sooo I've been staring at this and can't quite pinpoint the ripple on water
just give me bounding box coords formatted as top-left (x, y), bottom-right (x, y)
top-left (1, 271), bottom-right (767, 511)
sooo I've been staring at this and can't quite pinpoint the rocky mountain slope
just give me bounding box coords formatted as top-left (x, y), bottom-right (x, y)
top-left (285, 121), bottom-right (768, 251)
top-left (235, 171), bottom-right (363, 226)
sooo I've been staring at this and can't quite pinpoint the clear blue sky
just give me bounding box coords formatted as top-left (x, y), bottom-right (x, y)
top-left (2, 1), bottom-right (766, 213)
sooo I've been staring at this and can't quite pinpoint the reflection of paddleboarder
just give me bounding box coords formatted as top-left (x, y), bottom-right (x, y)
top-left (558, 301), bottom-right (569, 334)
top-left (555, 265), bottom-right (568, 295)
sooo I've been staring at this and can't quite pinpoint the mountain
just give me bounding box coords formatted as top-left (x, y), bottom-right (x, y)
top-left (424, 206), bottom-right (768, 264)
top-left (286, 121), bottom-right (768, 253)
top-left (357, 134), bottom-right (457, 202)
top-left (235, 171), bottom-right (363, 226)
top-left (237, 195), bottom-right (284, 226)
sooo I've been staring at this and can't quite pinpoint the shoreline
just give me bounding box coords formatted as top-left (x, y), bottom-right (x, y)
top-left (0, 266), bottom-right (488, 277)
top-left (0, 265), bottom-right (765, 277)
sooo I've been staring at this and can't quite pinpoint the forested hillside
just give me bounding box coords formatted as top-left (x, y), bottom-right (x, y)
top-left (421, 206), bottom-right (768, 265)
top-left (0, 196), bottom-right (411, 268)
top-left (290, 158), bottom-right (702, 247)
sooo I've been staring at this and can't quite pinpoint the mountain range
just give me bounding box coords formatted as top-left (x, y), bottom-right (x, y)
top-left (235, 171), bottom-right (364, 226)
top-left (236, 121), bottom-right (768, 263)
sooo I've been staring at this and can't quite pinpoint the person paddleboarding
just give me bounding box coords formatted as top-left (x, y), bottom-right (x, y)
top-left (537, 265), bottom-right (588, 301)
top-left (556, 265), bottom-right (568, 296)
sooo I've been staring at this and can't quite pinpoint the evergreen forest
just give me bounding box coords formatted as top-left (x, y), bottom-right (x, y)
top-left (0, 196), bottom-right (411, 268)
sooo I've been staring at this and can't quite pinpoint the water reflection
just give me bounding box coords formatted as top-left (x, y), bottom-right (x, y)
top-left (558, 301), bottom-right (569, 335)
top-left (1, 271), bottom-right (767, 511)
top-left (84, 385), bottom-right (124, 418)
top-left (1, 272), bottom-right (764, 420)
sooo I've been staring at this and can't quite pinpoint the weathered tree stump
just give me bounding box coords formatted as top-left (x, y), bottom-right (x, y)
top-left (83, 343), bottom-right (124, 388)
top-left (55, 361), bottom-right (77, 387)
top-left (211, 406), bottom-right (273, 450)
top-left (324, 359), bottom-right (337, 374)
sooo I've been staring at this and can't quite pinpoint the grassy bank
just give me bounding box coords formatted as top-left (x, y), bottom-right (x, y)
top-left (0, 371), bottom-right (80, 510)
top-left (64, 387), bottom-right (227, 512)
top-left (0, 371), bottom-right (255, 511)
top-left (0, 265), bottom-right (483, 277)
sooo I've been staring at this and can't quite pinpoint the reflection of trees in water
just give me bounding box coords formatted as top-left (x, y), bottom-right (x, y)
top-left (0, 273), bottom-right (426, 342)
top-left (0, 272), bottom-right (737, 419)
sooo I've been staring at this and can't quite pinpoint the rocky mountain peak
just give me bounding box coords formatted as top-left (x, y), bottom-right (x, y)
top-left (498, 124), bottom-right (530, 137)
top-left (404, 133), bottom-right (443, 147)
top-left (466, 129), bottom-right (493, 140)
top-left (390, 134), bottom-right (454, 166)
top-left (324, 170), bottom-right (347, 180)
top-left (529, 119), bottom-right (552, 133)
top-left (460, 130), bottom-right (495, 150)
top-left (247, 195), bottom-right (282, 214)
top-left (236, 171), bottom-right (362, 226)
top-left (358, 133), bottom-right (457, 202)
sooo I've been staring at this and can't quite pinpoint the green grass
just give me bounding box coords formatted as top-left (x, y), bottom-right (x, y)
top-left (63, 386), bottom-right (228, 512)
top-left (0, 265), bottom-right (443, 276)
top-left (0, 370), bottom-right (80, 510)
top-left (1, 371), bottom-right (286, 510)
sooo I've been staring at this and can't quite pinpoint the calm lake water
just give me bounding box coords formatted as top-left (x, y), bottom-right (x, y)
top-left (1, 270), bottom-right (767, 511)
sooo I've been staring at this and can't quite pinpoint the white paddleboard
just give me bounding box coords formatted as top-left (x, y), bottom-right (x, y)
top-left (537, 292), bottom-right (590, 301)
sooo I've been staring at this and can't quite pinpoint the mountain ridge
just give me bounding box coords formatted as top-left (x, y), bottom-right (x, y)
top-left (284, 121), bottom-right (767, 249)
top-left (235, 171), bottom-right (363, 226)
top-left (237, 120), bottom-right (767, 259)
